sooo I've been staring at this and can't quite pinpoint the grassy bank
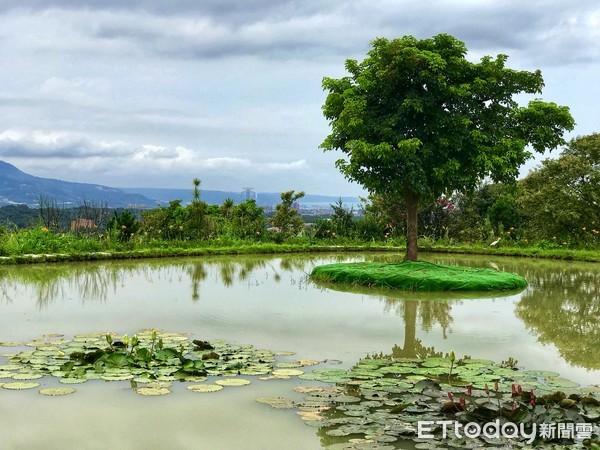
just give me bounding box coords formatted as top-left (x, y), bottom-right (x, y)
top-left (0, 229), bottom-right (598, 265)
top-left (420, 242), bottom-right (600, 262)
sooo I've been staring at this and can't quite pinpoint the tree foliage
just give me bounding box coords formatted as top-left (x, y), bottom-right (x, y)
top-left (321, 33), bottom-right (575, 260)
top-left (231, 199), bottom-right (265, 239)
top-left (270, 190), bottom-right (305, 237)
top-left (519, 133), bottom-right (600, 243)
top-left (107, 209), bottom-right (139, 242)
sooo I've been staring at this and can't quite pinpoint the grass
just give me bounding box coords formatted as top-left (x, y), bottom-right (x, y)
top-left (0, 228), bottom-right (598, 265)
top-left (310, 260), bottom-right (528, 291)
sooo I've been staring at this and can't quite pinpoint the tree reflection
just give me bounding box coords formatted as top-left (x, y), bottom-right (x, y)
top-left (0, 255), bottom-right (317, 307)
top-left (187, 262), bottom-right (207, 301)
top-left (516, 265), bottom-right (600, 370)
top-left (419, 254), bottom-right (600, 370)
top-left (389, 300), bottom-right (448, 359)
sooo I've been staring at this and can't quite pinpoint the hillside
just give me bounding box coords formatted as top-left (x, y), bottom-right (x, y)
top-left (0, 160), bottom-right (361, 209)
top-left (0, 161), bottom-right (155, 208)
top-left (121, 187), bottom-right (360, 208)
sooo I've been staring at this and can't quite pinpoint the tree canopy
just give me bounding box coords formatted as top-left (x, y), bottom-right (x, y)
top-left (519, 133), bottom-right (600, 242)
top-left (321, 33), bottom-right (575, 260)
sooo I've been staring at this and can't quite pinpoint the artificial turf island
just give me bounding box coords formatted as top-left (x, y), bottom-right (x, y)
top-left (310, 260), bottom-right (528, 291)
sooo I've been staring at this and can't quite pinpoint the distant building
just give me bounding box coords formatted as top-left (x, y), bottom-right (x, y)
top-left (71, 218), bottom-right (97, 231)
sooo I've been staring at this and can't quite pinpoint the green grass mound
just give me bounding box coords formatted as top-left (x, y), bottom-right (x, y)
top-left (310, 260), bottom-right (528, 291)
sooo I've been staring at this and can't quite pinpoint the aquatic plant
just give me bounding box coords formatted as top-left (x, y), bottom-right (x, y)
top-left (258, 355), bottom-right (600, 449)
top-left (0, 330), bottom-right (313, 397)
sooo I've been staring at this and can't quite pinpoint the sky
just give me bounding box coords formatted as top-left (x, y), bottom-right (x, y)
top-left (0, 1), bottom-right (598, 196)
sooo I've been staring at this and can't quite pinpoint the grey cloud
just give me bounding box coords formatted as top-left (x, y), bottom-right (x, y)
top-left (89, 1), bottom-right (600, 65)
top-left (0, 0), bottom-right (342, 25)
top-left (0, 128), bottom-right (134, 159)
top-left (3, 1), bottom-right (599, 65)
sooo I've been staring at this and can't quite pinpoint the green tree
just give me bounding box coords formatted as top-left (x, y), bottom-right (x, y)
top-left (321, 34), bottom-right (574, 260)
top-left (232, 199), bottom-right (265, 239)
top-left (107, 209), bottom-right (139, 242)
top-left (518, 133), bottom-right (600, 244)
top-left (140, 200), bottom-right (186, 240)
top-left (270, 190), bottom-right (305, 237)
top-left (329, 198), bottom-right (355, 237)
top-left (186, 178), bottom-right (209, 239)
top-left (220, 198), bottom-right (235, 221)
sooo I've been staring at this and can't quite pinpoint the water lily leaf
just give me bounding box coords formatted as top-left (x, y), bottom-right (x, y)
top-left (463, 358), bottom-right (495, 366)
top-left (546, 377), bottom-right (580, 389)
top-left (297, 360), bottom-right (320, 366)
top-left (259, 375), bottom-right (283, 381)
top-left (187, 384), bottom-right (224, 393)
top-left (59, 378), bottom-right (87, 384)
top-left (215, 378), bottom-right (251, 386)
top-left (239, 368), bottom-right (271, 375)
top-left (136, 387), bottom-right (171, 396)
top-left (294, 386), bottom-right (326, 394)
top-left (256, 397), bottom-right (296, 409)
top-left (2, 381), bottom-right (40, 390)
top-left (331, 395), bottom-right (362, 403)
top-left (297, 411), bottom-right (324, 421)
top-left (421, 358), bottom-right (452, 368)
top-left (101, 374), bottom-right (134, 381)
top-left (0, 341), bottom-right (25, 347)
top-left (39, 387), bottom-right (76, 396)
top-left (12, 373), bottom-right (43, 380)
top-left (523, 369), bottom-right (560, 378)
top-left (183, 375), bottom-right (207, 382)
top-left (272, 369), bottom-right (304, 377)
top-left (275, 362), bottom-right (302, 368)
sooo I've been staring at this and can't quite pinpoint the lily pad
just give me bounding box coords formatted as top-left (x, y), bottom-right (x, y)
top-left (272, 369), bottom-right (304, 377)
top-left (256, 397), bottom-right (297, 409)
top-left (59, 378), bottom-right (87, 384)
top-left (2, 381), bottom-right (40, 390)
top-left (12, 373), bottom-right (44, 380)
top-left (215, 378), bottom-right (251, 386)
top-left (187, 384), bottom-right (224, 393)
top-left (39, 387), bottom-right (76, 396)
top-left (136, 386), bottom-right (171, 396)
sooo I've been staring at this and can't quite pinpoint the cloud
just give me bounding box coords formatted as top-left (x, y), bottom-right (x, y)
top-left (2, 0), bottom-right (598, 65)
top-left (0, 1), bottom-right (597, 196)
top-left (0, 128), bottom-right (132, 158)
top-left (0, 128), bottom-right (310, 192)
top-left (39, 77), bottom-right (111, 103)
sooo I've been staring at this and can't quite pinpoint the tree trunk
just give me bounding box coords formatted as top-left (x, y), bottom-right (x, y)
top-left (404, 190), bottom-right (419, 261)
top-left (402, 301), bottom-right (417, 357)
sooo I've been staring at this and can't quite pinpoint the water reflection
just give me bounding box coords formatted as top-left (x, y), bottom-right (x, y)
top-left (0, 253), bottom-right (598, 374)
top-left (0, 255), bottom-right (320, 307)
top-left (517, 265), bottom-right (599, 370)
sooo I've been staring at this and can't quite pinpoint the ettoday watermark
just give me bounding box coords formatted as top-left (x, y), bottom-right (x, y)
top-left (417, 420), bottom-right (594, 444)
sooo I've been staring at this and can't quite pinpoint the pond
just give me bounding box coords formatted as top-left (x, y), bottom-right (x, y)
top-left (0, 252), bottom-right (598, 449)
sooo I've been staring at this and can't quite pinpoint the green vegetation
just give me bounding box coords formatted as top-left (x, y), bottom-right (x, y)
top-left (0, 133), bottom-right (598, 265)
top-left (321, 33), bottom-right (574, 261)
top-left (0, 330), bottom-right (318, 396)
top-left (271, 354), bottom-right (600, 449)
top-left (311, 261), bottom-right (528, 291)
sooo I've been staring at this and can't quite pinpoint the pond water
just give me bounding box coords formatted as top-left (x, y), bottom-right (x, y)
top-left (0, 252), bottom-right (598, 449)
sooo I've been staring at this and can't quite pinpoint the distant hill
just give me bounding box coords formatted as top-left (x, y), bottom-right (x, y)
top-left (0, 160), bottom-right (361, 209)
top-left (121, 187), bottom-right (360, 208)
top-left (0, 160), bottom-right (155, 208)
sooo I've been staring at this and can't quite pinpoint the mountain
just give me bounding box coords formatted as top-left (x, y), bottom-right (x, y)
top-left (0, 161), bottom-right (155, 208)
top-left (0, 160), bottom-right (361, 209)
top-left (121, 187), bottom-right (361, 208)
